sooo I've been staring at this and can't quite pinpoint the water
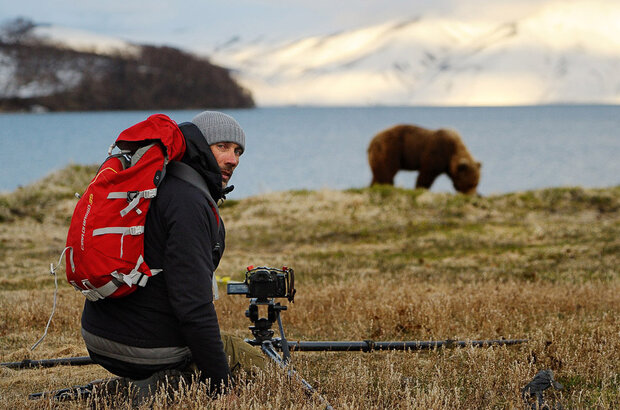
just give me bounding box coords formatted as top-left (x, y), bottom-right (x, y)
top-left (0, 105), bottom-right (618, 199)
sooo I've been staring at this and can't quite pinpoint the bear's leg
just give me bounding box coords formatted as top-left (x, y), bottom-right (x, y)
top-left (415, 169), bottom-right (439, 189)
top-left (370, 166), bottom-right (398, 185)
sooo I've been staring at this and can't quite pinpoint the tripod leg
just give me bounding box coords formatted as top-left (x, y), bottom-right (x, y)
top-left (276, 312), bottom-right (291, 362)
top-left (29, 377), bottom-right (120, 401)
top-left (261, 341), bottom-right (333, 410)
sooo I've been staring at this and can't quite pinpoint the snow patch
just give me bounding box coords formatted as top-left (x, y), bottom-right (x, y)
top-left (32, 25), bottom-right (141, 57)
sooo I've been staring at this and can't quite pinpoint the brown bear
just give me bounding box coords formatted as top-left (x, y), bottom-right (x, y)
top-left (367, 124), bottom-right (481, 195)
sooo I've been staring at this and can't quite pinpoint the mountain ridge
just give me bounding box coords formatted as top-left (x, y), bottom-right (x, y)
top-left (2, 1), bottom-right (619, 109)
top-left (206, 1), bottom-right (620, 106)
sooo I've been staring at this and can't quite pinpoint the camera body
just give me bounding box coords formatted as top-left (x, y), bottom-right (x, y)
top-left (227, 266), bottom-right (295, 302)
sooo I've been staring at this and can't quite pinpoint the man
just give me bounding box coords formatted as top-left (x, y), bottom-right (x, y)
top-left (80, 111), bottom-right (262, 400)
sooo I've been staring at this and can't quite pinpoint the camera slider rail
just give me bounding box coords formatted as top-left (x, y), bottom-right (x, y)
top-left (1, 338), bottom-right (528, 371)
top-left (274, 338), bottom-right (528, 352)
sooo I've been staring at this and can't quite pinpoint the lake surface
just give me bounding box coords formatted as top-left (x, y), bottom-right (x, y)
top-left (0, 105), bottom-right (618, 199)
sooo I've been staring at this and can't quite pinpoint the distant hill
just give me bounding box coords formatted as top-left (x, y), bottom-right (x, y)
top-left (208, 1), bottom-right (620, 106)
top-left (0, 18), bottom-right (254, 112)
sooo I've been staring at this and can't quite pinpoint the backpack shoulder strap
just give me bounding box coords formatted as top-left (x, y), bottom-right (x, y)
top-left (166, 161), bottom-right (221, 234)
top-left (166, 161), bottom-right (224, 300)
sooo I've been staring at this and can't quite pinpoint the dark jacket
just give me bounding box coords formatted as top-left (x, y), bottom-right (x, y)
top-left (81, 122), bottom-right (231, 390)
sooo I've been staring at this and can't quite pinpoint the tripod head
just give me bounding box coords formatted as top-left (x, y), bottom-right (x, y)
top-left (245, 298), bottom-right (288, 344)
top-left (227, 266), bottom-right (296, 348)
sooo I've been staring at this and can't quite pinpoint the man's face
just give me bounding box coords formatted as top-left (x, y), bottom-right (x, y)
top-left (210, 142), bottom-right (243, 188)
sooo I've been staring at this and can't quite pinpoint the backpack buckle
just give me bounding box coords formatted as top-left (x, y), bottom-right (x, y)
top-left (128, 226), bottom-right (144, 236)
top-left (127, 191), bottom-right (139, 203)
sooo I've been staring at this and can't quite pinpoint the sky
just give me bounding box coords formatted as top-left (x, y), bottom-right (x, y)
top-left (1, 0), bottom-right (548, 52)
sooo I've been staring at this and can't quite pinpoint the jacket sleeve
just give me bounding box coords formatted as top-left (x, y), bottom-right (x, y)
top-left (160, 183), bottom-right (231, 391)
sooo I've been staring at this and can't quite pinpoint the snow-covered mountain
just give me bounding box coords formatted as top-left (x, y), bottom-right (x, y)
top-left (3, 1), bottom-right (619, 107)
top-left (207, 1), bottom-right (620, 106)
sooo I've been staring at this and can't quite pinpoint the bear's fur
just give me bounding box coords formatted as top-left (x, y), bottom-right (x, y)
top-left (368, 124), bottom-right (481, 195)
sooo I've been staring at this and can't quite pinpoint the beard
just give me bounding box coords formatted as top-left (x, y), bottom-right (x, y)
top-left (221, 168), bottom-right (233, 188)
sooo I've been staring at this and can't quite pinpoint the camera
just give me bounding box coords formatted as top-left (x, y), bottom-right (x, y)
top-left (227, 266), bottom-right (295, 302)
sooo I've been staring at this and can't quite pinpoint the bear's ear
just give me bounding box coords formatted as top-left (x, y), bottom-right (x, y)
top-left (457, 159), bottom-right (471, 173)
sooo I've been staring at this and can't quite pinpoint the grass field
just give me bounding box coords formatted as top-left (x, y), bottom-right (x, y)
top-left (1, 165), bottom-right (618, 409)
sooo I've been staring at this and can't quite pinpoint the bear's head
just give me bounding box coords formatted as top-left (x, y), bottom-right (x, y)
top-left (452, 159), bottom-right (481, 195)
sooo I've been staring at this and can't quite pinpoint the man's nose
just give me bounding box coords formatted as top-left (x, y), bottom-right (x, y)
top-left (225, 150), bottom-right (239, 167)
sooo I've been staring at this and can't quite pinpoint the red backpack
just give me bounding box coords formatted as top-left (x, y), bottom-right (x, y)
top-left (64, 114), bottom-right (186, 300)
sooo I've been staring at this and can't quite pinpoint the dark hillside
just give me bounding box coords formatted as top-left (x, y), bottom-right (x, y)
top-left (0, 19), bottom-right (254, 111)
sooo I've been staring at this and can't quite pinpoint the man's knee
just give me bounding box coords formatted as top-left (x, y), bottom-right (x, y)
top-left (221, 333), bottom-right (267, 374)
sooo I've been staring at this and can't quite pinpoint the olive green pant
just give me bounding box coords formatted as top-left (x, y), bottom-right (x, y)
top-left (221, 332), bottom-right (267, 375)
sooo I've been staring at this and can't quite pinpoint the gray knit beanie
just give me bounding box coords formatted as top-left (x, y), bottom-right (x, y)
top-left (191, 111), bottom-right (245, 153)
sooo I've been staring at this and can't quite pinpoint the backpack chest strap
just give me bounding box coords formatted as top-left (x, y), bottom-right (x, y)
top-left (107, 189), bottom-right (158, 216)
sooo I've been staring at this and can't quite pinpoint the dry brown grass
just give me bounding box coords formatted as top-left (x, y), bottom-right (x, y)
top-left (1, 166), bottom-right (618, 409)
